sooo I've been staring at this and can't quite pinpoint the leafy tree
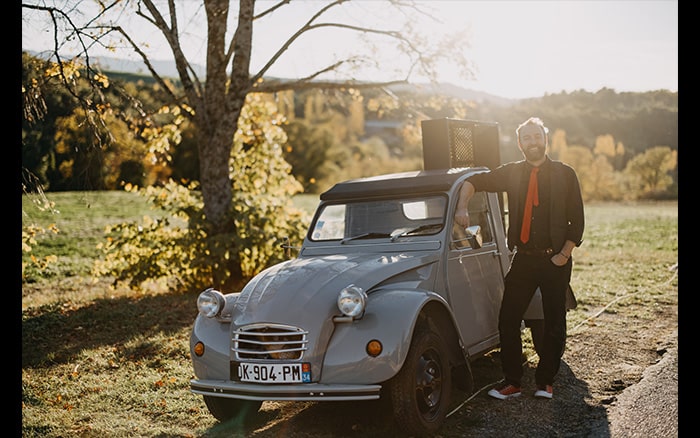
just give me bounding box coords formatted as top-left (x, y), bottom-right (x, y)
top-left (50, 108), bottom-right (155, 190)
top-left (22, 52), bottom-right (180, 191)
top-left (51, 108), bottom-right (109, 190)
top-left (22, 53), bottom-right (82, 190)
top-left (282, 119), bottom-right (334, 193)
top-left (549, 129), bottom-right (568, 160)
top-left (23, 0), bottom-right (473, 285)
top-left (94, 93), bottom-right (309, 291)
top-left (623, 146), bottom-right (677, 198)
top-left (593, 134), bottom-right (616, 159)
top-left (558, 145), bottom-right (605, 202)
top-left (22, 0), bottom-right (470, 230)
top-left (586, 154), bottom-right (622, 201)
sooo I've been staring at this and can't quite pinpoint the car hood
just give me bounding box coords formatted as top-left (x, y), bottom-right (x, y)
top-left (232, 252), bottom-right (439, 327)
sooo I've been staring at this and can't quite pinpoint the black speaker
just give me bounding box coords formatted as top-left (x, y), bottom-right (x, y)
top-left (421, 118), bottom-right (500, 170)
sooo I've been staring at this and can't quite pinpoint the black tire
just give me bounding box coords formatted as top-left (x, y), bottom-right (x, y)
top-left (388, 327), bottom-right (452, 437)
top-left (203, 396), bottom-right (262, 425)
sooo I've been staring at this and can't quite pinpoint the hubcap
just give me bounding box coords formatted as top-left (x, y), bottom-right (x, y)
top-left (415, 349), bottom-right (442, 418)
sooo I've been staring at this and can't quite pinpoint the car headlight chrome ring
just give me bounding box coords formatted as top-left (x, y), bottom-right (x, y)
top-left (197, 288), bottom-right (226, 318)
top-left (337, 284), bottom-right (367, 318)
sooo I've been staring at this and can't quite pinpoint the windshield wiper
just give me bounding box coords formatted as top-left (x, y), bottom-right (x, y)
top-left (341, 232), bottom-right (392, 244)
top-left (390, 223), bottom-right (444, 242)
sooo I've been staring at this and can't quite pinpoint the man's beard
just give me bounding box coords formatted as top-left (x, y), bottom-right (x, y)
top-left (523, 145), bottom-right (546, 162)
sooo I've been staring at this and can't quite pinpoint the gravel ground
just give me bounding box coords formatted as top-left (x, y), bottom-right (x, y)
top-left (606, 337), bottom-right (678, 437)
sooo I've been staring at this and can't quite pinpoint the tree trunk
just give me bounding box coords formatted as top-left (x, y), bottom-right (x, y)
top-left (197, 125), bottom-right (235, 235)
top-left (194, 0), bottom-right (254, 235)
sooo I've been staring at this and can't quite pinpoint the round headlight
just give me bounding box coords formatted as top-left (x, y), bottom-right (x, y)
top-left (197, 288), bottom-right (226, 318)
top-left (337, 285), bottom-right (367, 318)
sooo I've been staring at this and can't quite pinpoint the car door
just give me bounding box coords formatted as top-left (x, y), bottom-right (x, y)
top-left (446, 191), bottom-right (505, 356)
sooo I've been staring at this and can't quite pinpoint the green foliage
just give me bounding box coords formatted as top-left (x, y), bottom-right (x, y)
top-left (22, 224), bottom-right (59, 278)
top-left (21, 52), bottom-right (182, 192)
top-left (623, 146), bottom-right (677, 198)
top-left (93, 94), bottom-right (311, 292)
top-left (22, 53), bottom-right (79, 190)
top-left (93, 181), bottom-right (203, 290)
top-left (312, 135), bottom-right (421, 193)
top-left (22, 184), bottom-right (61, 279)
top-left (282, 119), bottom-right (334, 192)
top-left (560, 145), bottom-right (623, 202)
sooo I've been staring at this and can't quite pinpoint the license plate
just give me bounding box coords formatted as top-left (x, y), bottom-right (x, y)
top-left (233, 362), bottom-right (311, 383)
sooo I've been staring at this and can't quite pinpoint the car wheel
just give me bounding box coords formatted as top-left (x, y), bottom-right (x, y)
top-left (203, 396), bottom-right (262, 425)
top-left (388, 327), bottom-right (452, 436)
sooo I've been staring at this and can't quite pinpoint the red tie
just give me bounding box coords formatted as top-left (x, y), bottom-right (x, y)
top-left (520, 166), bottom-right (540, 244)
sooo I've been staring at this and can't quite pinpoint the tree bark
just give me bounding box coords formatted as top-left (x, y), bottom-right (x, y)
top-left (193, 0), bottom-right (256, 234)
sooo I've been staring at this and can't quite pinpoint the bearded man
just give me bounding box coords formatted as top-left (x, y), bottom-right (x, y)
top-left (454, 117), bottom-right (585, 400)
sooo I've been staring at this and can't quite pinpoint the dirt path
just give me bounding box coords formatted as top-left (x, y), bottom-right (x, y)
top-left (606, 337), bottom-right (678, 437)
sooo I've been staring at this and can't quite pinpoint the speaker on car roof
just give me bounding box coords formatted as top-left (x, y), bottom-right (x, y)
top-left (421, 118), bottom-right (500, 170)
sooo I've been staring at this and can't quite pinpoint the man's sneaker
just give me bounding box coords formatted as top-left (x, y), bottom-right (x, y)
top-left (534, 384), bottom-right (553, 399)
top-left (487, 382), bottom-right (522, 400)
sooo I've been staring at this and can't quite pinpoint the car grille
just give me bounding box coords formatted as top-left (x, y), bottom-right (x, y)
top-left (232, 323), bottom-right (309, 360)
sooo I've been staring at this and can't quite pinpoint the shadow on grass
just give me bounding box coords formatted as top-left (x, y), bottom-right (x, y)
top-left (21, 291), bottom-right (198, 368)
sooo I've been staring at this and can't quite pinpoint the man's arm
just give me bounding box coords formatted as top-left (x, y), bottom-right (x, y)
top-left (454, 181), bottom-right (475, 228)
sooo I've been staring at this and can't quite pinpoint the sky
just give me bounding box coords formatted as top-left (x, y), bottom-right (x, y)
top-left (21, 0), bottom-right (678, 99)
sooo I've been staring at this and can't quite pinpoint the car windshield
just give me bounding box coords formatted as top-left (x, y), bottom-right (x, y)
top-left (309, 195), bottom-right (447, 241)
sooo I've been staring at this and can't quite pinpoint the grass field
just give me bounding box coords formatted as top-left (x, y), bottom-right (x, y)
top-left (21, 191), bottom-right (678, 437)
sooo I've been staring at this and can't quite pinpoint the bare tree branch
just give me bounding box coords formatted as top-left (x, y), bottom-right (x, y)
top-left (251, 1), bottom-right (430, 87)
top-left (255, 77), bottom-right (409, 94)
top-left (22, 2), bottom-right (112, 138)
top-left (254, 0), bottom-right (290, 20)
top-left (253, 54), bottom-right (412, 93)
top-left (139, 0), bottom-right (205, 111)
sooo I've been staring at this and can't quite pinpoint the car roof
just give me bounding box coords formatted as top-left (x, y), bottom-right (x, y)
top-left (320, 167), bottom-right (489, 201)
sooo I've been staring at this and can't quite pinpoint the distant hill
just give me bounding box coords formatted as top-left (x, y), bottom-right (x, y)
top-left (24, 50), bottom-right (206, 79)
top-left (387, 82), bottom-right (516, 107)
top-left (24, 50), bottom-right (515, 106)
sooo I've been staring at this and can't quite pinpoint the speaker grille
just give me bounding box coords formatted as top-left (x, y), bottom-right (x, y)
top-left (421, 118), bottom-right (499, 170)
top-left (449, 125), bottom-right (475, 168)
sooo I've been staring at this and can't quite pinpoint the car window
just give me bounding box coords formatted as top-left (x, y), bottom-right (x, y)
top-left (309, 196), bottom-right (447, 241)
top-left (451, 192), bottom-right (494, 249)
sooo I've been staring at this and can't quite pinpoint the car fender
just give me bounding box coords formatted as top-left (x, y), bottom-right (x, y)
top-left (320, 288), bottom-right (449, 384)
top-left (190, 314), bottom-right (232, 380)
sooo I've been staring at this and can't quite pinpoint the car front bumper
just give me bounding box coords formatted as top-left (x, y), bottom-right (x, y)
top-left (190, 379), bottom-right (382, 401)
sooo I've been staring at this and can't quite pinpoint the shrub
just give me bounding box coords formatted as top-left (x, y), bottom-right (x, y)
top-left (93, 94), bottom-right (311, 292)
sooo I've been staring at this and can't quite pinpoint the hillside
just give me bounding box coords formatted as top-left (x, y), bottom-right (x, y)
top-left (24, 50), bottom-right (516, 106)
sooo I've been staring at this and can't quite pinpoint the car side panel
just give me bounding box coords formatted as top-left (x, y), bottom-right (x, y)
top-left (320, 289), bottom-right (444, 384)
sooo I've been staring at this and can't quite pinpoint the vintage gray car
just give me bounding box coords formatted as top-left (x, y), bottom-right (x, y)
top-left (188, 163), bottom-right (542, 435)
top-left (188, 118), bottom-right (562, 435)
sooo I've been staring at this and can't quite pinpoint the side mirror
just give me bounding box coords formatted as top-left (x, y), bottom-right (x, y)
top-left (452, 224), bottom-right (482, 249)
top-left (464, 225), bottom-right (482, 249)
